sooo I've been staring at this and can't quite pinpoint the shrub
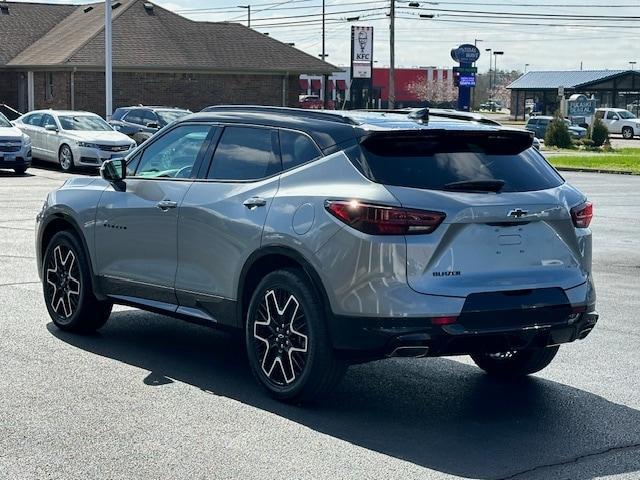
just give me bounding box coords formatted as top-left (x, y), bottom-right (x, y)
top-left (590, 116), bottom-right (609, 147)
top-left (545, 111), bottom-right (573, 149)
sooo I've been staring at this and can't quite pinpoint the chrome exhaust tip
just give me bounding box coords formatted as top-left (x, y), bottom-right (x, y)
top-left (388, 346), bottom-right (430, 358)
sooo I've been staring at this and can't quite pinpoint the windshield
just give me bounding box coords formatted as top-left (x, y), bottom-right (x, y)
top-left (156, 110), bottom-right (190, 126)
top-left (0, 113), bottom-right (11, 127)
top-left (618, 110), bottom-right (636, 119)
top-left (59, 115), bottom-right (113, 131)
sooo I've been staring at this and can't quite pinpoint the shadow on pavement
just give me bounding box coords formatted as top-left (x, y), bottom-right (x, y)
top-left (48, 309), bottom-right (640, 479)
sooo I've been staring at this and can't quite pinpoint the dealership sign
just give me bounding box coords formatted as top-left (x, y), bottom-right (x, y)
top-left (450, 44), bottom-right (481, 64)
top-left (351, 26), bottom-right (373, 79)
top-left (569, 99), bottom-right (597, 116)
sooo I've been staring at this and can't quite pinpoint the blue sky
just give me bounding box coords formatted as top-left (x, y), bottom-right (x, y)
top-left (15, 0), bottom-right (640, 73)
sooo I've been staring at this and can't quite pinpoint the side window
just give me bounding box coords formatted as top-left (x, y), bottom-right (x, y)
top-left (279, 130), bottom-right (322, 171)
top-left (24, 113), bottom-right (43, 126)
top-left (140, 110), bottom-right (158, 126)
top-left (124, 109), bottom-right (144, 125)
top-left (606, 111), bottom-right (617, 120)
top-left (527, 119), bottom-right (538, 126)
top-left (134, 124), bottom-right (211, 179)
top-left (126, 151), bottom-right (142, 176)
top-left (208, 126), bottom-right (279, 181)
top-left (42, 114), bottom-right (57, 129)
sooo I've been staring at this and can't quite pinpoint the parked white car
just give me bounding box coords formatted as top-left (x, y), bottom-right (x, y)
top-left (0, 111), bottom-right (31, 174)
top-left (13, 110), bottom-right (136, 171)
top-left (594, 108), bottom-right (640, 139)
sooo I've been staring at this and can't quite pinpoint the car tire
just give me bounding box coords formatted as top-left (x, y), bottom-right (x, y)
top-left (622, 127), bottom-right (634, 139)
top-left (43, 230), bottom-right (112, 333)
top-left (471, 346), bottom-right (559, 378)
top-left (58, 144), bottom-right (75, 172)
top-left (14, 166), bottom-right (27, 175)
top-left (245, 268), bottom-right (347, 404)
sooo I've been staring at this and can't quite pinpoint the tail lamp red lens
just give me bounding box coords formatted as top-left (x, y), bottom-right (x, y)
top-left (570, 201), bottom-right (593, 228)
top-left (431, 316), bottom-right (458, 326)
top-left (324, 200), bottom-right (446, 235)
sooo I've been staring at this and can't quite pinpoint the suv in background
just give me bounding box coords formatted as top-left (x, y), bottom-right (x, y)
top-left (109, 106), bottom-right (191, 144)
top-left (525, 116), bottom-right (587, 140)
top-left (0, 111), bottom-right (31, 174)
top-left (37, 106), bottom-right (597, 403)
top-left (594, 108), bottom-right (640, 139)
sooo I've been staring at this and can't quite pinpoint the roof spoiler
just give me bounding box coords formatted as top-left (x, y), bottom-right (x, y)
top-left (361, 128), bottom-right (535, 155)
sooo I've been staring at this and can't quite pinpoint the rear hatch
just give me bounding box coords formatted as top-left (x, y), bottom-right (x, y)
top-left (358, 129), bottom-right (589, 298)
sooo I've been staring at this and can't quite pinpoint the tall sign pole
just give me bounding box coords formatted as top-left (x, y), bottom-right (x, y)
top-left (388, 0), bottom-right (395, 109)
top-left (105, 0), bottom-right (113, 120)
top-left (451, 44), bottom-right (480, 112)
top-left (350, 26), bottom-right (374, 109)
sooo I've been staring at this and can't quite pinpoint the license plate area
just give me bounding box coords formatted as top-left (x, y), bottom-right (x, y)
top-left (458, 287), bottom-right (571, 331)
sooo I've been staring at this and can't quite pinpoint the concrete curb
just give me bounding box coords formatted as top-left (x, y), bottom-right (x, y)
top-left (555, 166), bottom-right (640, 176)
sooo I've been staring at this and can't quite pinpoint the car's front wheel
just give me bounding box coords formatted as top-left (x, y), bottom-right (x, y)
top-left (622, 126), bottom-right (634, 139)
top-left (471, 346), bottom-right (559, 377)
top-left (58, 144), bottom-right (75, 172)
top-left (245, 269), bottom-right (346, 403)
top-left (43, 230), bottom-right (112, 333)
top-left (14, 166), bottom-right (27, 175)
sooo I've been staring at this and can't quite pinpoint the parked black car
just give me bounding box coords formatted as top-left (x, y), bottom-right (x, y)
top-left (109, 106), bottom-right (191, 145)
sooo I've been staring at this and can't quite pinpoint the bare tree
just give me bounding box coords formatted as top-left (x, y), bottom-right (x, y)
top-left (488, 82), bottom-right (511, 108)
top-left (407, 74), bottom-right (457, 105)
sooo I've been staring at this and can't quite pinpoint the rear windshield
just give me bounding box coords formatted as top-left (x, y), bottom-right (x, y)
top-left (350, 134), bottom-right (564, 193)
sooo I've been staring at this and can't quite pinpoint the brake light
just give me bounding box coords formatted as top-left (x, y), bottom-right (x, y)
top-left (325, 200), bottom-right (445, 235)
top-left (571, 201), bottom-right (593, 228)
top-left (431, 316), bottom-right (458, 326)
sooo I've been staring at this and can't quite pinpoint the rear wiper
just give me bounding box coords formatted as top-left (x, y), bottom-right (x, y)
top-left (443, 179), bottom-right (505, 193)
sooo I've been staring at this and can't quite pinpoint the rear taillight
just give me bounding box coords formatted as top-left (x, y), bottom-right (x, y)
top-left (571, 201), bottom-right (593, 228)
top-left (324, 200), bottom-right (445, 235)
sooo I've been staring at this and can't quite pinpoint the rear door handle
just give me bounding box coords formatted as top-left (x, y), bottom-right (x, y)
top-left (156, 200), bottom-right (178, 211)
top-left (243, 197), bottom-right (267, 209)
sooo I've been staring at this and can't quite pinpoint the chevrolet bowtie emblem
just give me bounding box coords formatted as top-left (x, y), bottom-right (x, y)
top-left (508, 208), bottom-right (529, 218)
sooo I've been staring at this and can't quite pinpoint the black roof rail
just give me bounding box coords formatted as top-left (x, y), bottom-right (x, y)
top-left (201, 105), bottom-right (360, 125)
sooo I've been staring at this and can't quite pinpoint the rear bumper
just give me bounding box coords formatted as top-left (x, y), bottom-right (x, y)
top-left (329, 309), bottom-right (598, 360)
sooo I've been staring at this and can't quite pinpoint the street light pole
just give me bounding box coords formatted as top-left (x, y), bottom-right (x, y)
top-left (239, 5), bottom-right (250, 28)
top-left (105, 0), bottom-right (112, 120)
top-left (525, 63), bottom-right (530, 73)
top-left (493, 51), bottom-right (504, 92)
top-left (321, 0), bottom-right (328, 108)
top-left (630, 61), bottom-right (637, 71)
top-left (485, 48), bottom-right (492, 90)
top-left (388, 0), bottom-right (395, 109)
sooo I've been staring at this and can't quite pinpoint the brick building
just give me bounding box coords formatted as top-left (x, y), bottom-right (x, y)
top-left (0, 0), bottom-right (335, 118)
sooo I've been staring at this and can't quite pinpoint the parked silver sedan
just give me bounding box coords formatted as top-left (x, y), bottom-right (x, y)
top-left (13, 110), bottom-right (136, 171)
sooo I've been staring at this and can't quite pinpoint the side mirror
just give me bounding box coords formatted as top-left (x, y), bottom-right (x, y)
top-left (101, 158), bottom-right (127, 182)
top-left (146, 122), bottom-right (159, 129)
top-left (45, 124), bottom-right (58, 132)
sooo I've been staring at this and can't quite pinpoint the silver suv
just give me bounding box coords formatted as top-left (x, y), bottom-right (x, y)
top-left (36, 107), bottom-right (598, 403)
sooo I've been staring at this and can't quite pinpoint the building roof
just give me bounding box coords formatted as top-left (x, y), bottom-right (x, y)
top-left (3, 0), bottom-right (336, 74)
top-left (0, 2), bottom-right (76, 65)
top-left (508, 70), bottom-right (630, 90)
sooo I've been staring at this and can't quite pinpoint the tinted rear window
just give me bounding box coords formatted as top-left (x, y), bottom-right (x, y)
top-left (351, 134), bottom-right (563, 193)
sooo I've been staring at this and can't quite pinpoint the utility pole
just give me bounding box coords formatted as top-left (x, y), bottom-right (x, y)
top-left (105, 0), bottom-right (112, 120)
top-left (322, 0), bottom-right (328, 108)
top-left (239, 5), bottom-right (250, 27)
top-left (388, 0), bottom-right (395, 109)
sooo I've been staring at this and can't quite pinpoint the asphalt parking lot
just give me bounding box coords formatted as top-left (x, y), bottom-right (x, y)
top-left (1, 164), bottom-right (639, 480)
